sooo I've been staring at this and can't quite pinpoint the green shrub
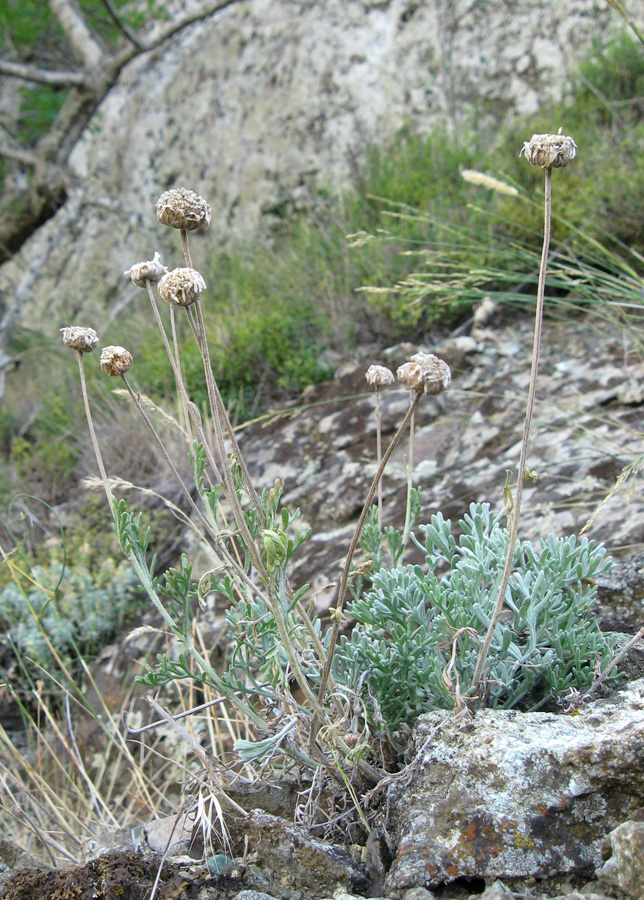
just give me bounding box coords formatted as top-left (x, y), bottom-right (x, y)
top-left (335, 504), bottom-right (618, 735)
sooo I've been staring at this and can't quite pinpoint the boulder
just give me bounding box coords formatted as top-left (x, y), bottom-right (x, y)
top-left (386, 680), bottom-right (644, 894)
top-left (597, 817), bottom-right (644, 899)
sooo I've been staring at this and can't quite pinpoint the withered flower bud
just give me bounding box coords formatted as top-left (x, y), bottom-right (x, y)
top-left (156, 188), bottom-right (211, 231)
top-left (100, 346), bottom-right (133, 377)
top-left (60, 326), bottom-right (99, 354)
top-left (125, 251), bottom-right (168, 287)
top-left (397, 352), bottom-right (451, 396)
top-left (521, 129), bottom-right (576, 169)
top-left (158, 267), bottom-right (206, 307)
top-left (366, 364), bottom-right (395, 387)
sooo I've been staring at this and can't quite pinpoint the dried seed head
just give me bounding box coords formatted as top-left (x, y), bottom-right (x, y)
top-left (397, 352), bottom-right (451, 396)
top-left (60, 326), bottom-right (99, 354)
top-left (366, 364), bottom-right (395, 387)
top-left (521, 129), bottom-right (576, 169)
top-left (124, 251), bottom-right (168, 287)
top-left (158, 267), bottom-right (206, 307)
top-left (100, 346), bottom-right (133, 377)
top-left (156, 188), bottom-right (211, 231)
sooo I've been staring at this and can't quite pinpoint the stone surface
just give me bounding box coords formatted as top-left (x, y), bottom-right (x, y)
top-left (1, 0), bottom-right (641, 337)
top-left (221, 315), bottom-right (644, 618)
top-left (231, 892), bottom-right (280, 900)
top-left (596, 819), bottom-right (644, 899)
top-left (385, 680), bottom-right (644, 893)
top-left (240, 810), bottom-right (369, 898)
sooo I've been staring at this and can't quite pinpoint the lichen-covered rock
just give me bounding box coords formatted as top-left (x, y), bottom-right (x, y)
top-left (241, 810), bottom-right (369, 898)
top-left (1, 0), bottom-right (640, 334)
top-left (385, 680), bottom-right (644, 894)
top-left (597, 818), bottom-right (644, 899)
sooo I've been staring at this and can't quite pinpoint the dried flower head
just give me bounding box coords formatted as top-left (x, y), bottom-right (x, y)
top-left (521, 129), bottom-right (576, 169)
top-left (366, 364), bottom-right (395, 387)
top-left (100, 346), bottom-right (133, 377)
top-left (158, 267), bottom-right (206, 307)
top-left (156, 189), bottom-right (212, 231)
top-left (60, 326), bottom-right (99, 354)
top-left (124, 251), bottom-right (168, 287)
top-left (397, 352), bottom-right (451, 396)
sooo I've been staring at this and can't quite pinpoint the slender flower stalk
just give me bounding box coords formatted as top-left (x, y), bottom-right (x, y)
top-left (365, 364), bottom-right (394, 528)
top-left (60, 327), bottom-right (114, 510)
top-left (470, 131), bottom-right (575, 699)
top-left (318, 391), bottom-right (422, 706)
top-left (402, 399), bottom-right (415, 548)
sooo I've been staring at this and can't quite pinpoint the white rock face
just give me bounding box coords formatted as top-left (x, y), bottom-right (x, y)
top-left (385, 680), bottom-right (644, 893)
top-left (0, 0), bottom-right (638, 330)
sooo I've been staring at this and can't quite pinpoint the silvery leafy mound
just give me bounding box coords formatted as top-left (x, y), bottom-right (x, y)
top-left (335, 503), bottom-right (619, 734)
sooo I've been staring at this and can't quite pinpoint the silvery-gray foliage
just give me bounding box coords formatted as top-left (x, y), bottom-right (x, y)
top-left (335, 503), bottom-right (618, 733)
top-left (0, 560), bottom-right (143, 682)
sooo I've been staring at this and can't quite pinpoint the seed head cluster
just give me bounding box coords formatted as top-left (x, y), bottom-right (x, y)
top-left (156, 188), bottom-right (211, 231)
top-left (397, 352), bottom-right (451, 396)
top-left (521, 130), bottom-right (576, 169)
top-left (125, 251), bottom-right (168, 287)
top-left (158, 267), bottom-right (206, 307)
top-left (60, 326), bottom-right (99, 354)
top-left (365, 364), bottom-right (395, 387)
top-left (100, 346), bottom-right (133, 377)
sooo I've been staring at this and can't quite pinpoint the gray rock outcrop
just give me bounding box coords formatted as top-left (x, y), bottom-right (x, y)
top-left (385, 679), bottom-right (644, 894)
top-left (0, 0), bottom-right (639, 340)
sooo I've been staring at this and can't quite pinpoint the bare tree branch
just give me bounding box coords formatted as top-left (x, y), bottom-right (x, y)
top-left (0, 142), bottom-right (38, 166)
top-left (0, 0), bottom-right (245, 265)
top-left (143, 0), bottom-right (241, 50)
top-left (49, 0), bottom-right (106, 70)
top-left (97, 0), bottom-right (145, 49)
top-left (0, 58), bottom-right (87, 87)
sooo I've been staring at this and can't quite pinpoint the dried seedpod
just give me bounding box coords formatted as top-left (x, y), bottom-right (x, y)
top-left (521, 129), bottom-right (576, 169)
top-left (366, 364), bottom-right (395, 387)
top-left (100, 346), bottom-right (133, 377)
top-left (158, 267), bottom-right (206, 307)
top-left (156, 188), bottom-right (212, 231)
top-left (125, 251), bottom-right (168, 287)
top-left (397, 352), bottom-right (451, 396)
top-left (60, 326), bottom-right (99, 354)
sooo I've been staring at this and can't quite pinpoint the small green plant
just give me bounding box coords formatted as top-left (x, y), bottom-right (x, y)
top-left (336, 503), bottom-right (618, 735)
top-left (55, 152), bottom-right (624, 857)
top-left (0, 555), bottom-right (144, 692)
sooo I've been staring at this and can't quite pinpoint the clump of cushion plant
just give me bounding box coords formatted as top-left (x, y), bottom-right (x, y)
top-left (335, 503), bottom-right (618, 737)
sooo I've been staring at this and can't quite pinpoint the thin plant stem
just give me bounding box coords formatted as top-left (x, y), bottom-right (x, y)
top-left (190, 301), bottom-right (267, 579)
top-left (318, 391), bottom-right (422, 706)
top-left (180, 227), bottom-right (193, 268)
top-left (75, 352), bottom-right (114, 510)
top-left (146, 282), bottom-right (225, 487)
top-left (401, 399), bottom-right (415, 549)
top-left (118, 374), bottom-right (269, 606)
top-left (605, 0), bottom-right (644, 47)
top-left (169, 305), bottom-right (191, 441)
top-left (192, 300), bottom-right (266, 527)
top-left (471, 166), bottom-right (552, 698)
top-left (375, 387), bottom-right (383, 528)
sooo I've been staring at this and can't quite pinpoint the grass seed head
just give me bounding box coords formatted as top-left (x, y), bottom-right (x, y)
top-left (158, 267), bottom-right (206, 307)
top-left (366, 364), bottom-right (394, 386)
top-left (521, 129), bottom-right (577, 168)
top-left (60, 326), bottom-right (99, 354)
top-left (124, 251), bottom-right (168, 287)
top-left (156, 188), bottom-right (212, 231)
top-left (100, 346), bottom-right (133, 376)
top-left (397, 352), bottom-right (451, 395)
